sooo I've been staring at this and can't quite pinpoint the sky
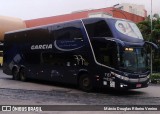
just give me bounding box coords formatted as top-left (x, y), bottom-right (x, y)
top-left (0, 0), bottom-right (159, 20)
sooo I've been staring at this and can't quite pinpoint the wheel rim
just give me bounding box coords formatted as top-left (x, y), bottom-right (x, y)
top-left (13, 69), bottom-right (18, 80)
top-left (79, 75), bottom-right (92, 91)
top-left (20, 69), bottom-right (26, 81)
top-left (83, 77), bottom-right (90, 87)
top-left (20, 71), bottom-right (24, 80)
top-left (13, 71), bottom-right (18, 77)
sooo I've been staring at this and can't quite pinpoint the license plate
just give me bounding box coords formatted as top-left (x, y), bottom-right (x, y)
top-left (136, 84), bottom-right (142, 88)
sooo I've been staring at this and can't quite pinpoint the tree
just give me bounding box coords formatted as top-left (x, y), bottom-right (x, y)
top-left (137, 20), bottom-right (151, 41)
top-left (137, 14), bottom-right (160, 44)
top-left (153, 13), bottom-right (160, 20)
top-left (137, 14), bottom-right (160, 72)
top-left (151, 19), bottom-right (160, 45)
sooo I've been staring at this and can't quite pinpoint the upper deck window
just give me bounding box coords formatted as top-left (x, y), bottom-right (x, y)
top-left (50, 21), bottom-right (85, 51)
top-left (50, 22), bottom-right (84, 41)
top-left (54, 27), bottom-right (83, 41)
top-left (84, 20), bottom-right (113, 38)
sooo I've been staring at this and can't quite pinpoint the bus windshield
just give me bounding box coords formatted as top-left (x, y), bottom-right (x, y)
top-left (120, 48), bottom-right (149, 73)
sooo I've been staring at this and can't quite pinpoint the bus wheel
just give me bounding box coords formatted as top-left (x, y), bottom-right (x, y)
top-left (19, 69), bottom-right (27, 82)
top-left (12, 68), bottom-right (19, 80)
top-left (79, 74), bottom-right (93, 92)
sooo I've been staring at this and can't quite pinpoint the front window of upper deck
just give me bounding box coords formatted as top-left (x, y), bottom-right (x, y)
top-left (120, 48), bottom-right (149, 73)
top-left (115, 20), bottom-right (143, 40)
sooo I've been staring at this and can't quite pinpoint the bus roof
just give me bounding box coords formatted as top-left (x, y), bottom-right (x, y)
top-left (5, 17), bottom-right (132, 34)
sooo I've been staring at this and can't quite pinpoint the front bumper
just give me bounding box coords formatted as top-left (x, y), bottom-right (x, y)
top-left (102, 72), bottom-right (150, 89)
top-left (103, 79), bottom-right (149, 89)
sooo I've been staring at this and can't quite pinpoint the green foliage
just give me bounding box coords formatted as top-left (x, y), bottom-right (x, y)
top-left (137, 14), bottom-right (160, 43)
top-left (137, 14), bottom-right (160, 73)
top-left (150, 73), bottom-right (160, 84)
top-left (137, 20), bottom-right (151, 41)
top-left (153, 13), bottom-right (160, 19)
top-left (151, 73), bottom-right (160, 79)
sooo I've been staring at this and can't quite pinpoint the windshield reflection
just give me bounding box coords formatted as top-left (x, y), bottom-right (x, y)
top-left (120, 48), bottom-right (149, 73)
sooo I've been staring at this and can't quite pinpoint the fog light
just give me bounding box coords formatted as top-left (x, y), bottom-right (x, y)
top-left (120, 83), bottom-right (128, 88)
top-left (120, 84), bottom-right (123, 88)
top-left (103, 81), bottom-right (107, 85)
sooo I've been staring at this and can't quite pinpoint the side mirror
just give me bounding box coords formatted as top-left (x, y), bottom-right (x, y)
top-left (144, 41), bottom-right (158, 50)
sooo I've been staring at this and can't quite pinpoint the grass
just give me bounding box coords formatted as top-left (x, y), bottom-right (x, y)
top-left (150, 73), bottom-right (160, 84)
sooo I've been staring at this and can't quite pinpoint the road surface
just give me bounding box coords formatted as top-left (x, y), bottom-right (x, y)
top-left (0, 69), bottom-right (160, 114)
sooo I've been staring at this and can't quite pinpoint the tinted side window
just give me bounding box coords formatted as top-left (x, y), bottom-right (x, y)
top-left (85, 20), bottom-right (113, 37)
top-left (92, 40), bottom-right (118, 68)
top-left (41, 52), bottom-right (76, 66)
top-left (27, 28), bottom-right (50, 43)
top-left (54, 27), bottom-right (83, 40)
top-left (50, 22), bottom-right (84, 41)
top-left (41, 52), bottom-right (89, 66)
top-left (25, 52), bottom-right (40, 64)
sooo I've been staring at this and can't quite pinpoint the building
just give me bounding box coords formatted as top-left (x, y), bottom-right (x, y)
top-left (113, 3), bottom-right (147, 17)
top-left (0, 3), bottom-right (147, 41)
top-left (25, 6), bottom-right (147, 28)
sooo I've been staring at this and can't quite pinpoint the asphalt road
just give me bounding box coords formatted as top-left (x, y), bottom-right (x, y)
top-left (0, 69), bottom-right (160, 114)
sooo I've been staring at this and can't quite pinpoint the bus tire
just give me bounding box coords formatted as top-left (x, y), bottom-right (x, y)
top-left (12, 68), bottom-right (19, 80)
top-left (79, 74), bottom-right (93, 92)
top-left (19, 68), bottom-right (27, 82)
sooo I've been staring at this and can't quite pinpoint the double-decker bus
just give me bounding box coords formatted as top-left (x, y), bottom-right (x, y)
top-left (3, 18), bottom-right (158, 91)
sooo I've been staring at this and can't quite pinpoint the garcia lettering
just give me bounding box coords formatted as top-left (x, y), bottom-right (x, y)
top-left (31, 44), bottom-right (52, 50)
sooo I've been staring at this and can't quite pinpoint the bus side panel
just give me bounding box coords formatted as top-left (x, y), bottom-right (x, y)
top-left (3, 34), bottom-right (21, 75)
top-left (3, 19), bottom-right (98, 88)
top-left (3, 29), bottom-right (29, 75)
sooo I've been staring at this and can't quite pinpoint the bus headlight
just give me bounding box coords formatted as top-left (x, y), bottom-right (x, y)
top-left (111, 72), bottom-right (129, 81)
